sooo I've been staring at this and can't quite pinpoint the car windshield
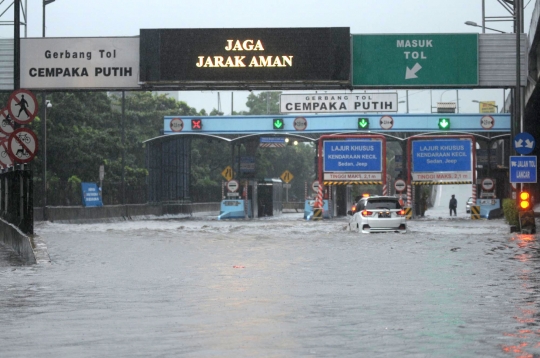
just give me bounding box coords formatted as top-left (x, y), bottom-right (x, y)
top-left (365, 199), bottom-right (401, 210)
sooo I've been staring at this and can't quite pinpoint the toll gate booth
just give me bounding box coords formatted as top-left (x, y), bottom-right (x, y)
top-left (257, 178), bottom-right (283, 217)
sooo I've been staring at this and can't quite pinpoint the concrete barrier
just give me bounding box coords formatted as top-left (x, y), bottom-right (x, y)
top-left (0, 218), bottom-right (36, 264)
top-left (34, 202), bottom-right (221, 223)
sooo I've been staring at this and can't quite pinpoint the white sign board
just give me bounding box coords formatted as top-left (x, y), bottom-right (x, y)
top-left (394, 179), bottom-right (406, 192)
top-left (20, 37), bottom-right (140, 89)
top-left (412, 172), bottom-right (472, 181)
top-left (323, 172), bottom-right (382, 180)
top-left (226, 180), bottom-right (240, 192)
top-left (481, 178), bottom-right (494, 191)
top-left (280, 93), bottom-right (398, 114)
top-left (311, 180), bottom-right (319, 193)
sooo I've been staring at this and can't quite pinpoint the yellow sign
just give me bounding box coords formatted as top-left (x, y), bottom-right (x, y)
top-left (280, 170), bottom-right (294, 183)
top-left (221, 166), bottom-right (234, 181)
top-left (478, 101), bottom-right (497, 113)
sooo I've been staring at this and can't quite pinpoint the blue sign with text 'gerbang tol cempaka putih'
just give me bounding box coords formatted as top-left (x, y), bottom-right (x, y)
top-left (323, 140), bottom-right (382, 172)
top-left (412, 139), bottom-right (471, 172)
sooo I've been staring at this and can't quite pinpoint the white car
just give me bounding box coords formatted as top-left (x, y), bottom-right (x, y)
top-left (348, 196), bottom-right (407, 234)
top-left (465, 197), bottom-right (473, 213)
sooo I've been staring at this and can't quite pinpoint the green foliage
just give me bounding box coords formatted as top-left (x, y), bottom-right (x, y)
top-left (502, 198), bottom-right (519, 227)
top-left (245, 91), bottom-right (281, 114)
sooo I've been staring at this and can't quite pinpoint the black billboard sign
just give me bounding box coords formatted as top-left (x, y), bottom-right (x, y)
top-left (140, 28), bottom-right (350, 88)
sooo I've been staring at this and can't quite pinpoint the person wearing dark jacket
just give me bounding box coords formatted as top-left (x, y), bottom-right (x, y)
top-left (449, 194), bottom-right (457, 216)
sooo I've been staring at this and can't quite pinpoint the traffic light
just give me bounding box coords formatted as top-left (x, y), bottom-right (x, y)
top-left (438, 118), bottom-right (450, 130)
top-left (191, 119), bottom-right (203, 130)
top-left (518, 191), bottom-right (532, 211)
top-left (358, 118), bottom-right (369, 129)
top-left (273, 118), bottom-right (284, 129)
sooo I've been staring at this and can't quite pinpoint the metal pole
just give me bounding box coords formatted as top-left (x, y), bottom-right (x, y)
top-left (406, 90), bottom-right (409, 113)
top-left (482, 0), bottom-right (486, 33)
top-left (121, 91), bottom-right (125, 205)
top-left (42, 0), bottom-right (47, 211)
top-left (14, 0), bottom-right (20, 90)
top-left (42, 95), bottom-right (47, 209)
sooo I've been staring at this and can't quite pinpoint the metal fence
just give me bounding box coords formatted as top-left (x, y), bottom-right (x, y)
top-left (1, 168), bottom-right (33, 235)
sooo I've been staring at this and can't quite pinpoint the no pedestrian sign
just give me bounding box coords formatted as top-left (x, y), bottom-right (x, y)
top-left (8, 89), bottom-right (39, 124)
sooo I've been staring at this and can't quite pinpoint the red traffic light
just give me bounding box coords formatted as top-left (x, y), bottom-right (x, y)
top-left (519, 191), bottom-right (531, 210)
top-left (191, 119), bottom-right (202, 130)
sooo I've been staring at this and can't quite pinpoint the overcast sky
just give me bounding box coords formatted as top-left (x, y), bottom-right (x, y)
top-left (2, 0), bottom-right (536, 114)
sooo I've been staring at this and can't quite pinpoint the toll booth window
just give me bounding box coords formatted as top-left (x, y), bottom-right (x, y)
top-left (365, 199), bottom-right (401, 210)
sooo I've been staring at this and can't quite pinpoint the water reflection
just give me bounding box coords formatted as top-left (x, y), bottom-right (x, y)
top-left (502, 233), bottom-right (540, 357)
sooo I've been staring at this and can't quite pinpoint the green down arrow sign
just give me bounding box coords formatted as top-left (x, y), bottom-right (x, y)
top-left (273, 118), bottom-right (284, 129)
top-left (358, 118), bottom-right (369, 129)
top-left (438, 118), bottom-right (450, 130)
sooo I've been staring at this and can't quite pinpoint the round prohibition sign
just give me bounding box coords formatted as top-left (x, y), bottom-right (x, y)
top-left (170, 118), bottom-right (184, 132)
top-left (8, 89), bottom-right (39, 125)
top-left (379, 115), bottom-right (394, 130)
top-left (480, 115), bottom-right (495, 130)
top-left (8, 128), bottom-right (38, 164)
top-left (226, 179), bottom-right (240, 192)
top-left (0, 141), bottom-right (13, 167)
top-left (481, 178), bottom-right (494, 191)
top-left (394, 179), bottom-right (406, 192)
top-left (0, 108), bottom-right (14, 136)
top-left (293, 117), bottom-right (308, 131)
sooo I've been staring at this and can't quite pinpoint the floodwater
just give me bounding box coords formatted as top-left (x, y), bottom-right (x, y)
top-left (0, 206), bottom-right (539, 357)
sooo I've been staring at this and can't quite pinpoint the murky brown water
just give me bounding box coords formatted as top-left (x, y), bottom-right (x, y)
top-left (0, 213), bottom-right (539, 357)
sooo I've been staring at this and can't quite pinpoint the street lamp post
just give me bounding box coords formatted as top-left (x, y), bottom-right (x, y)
top-left (464, 21), bottom-right (506, 33)
top-left (439, 89), bottom-right (460, 113)
top-left (42, 0), bottom-right (56, 212)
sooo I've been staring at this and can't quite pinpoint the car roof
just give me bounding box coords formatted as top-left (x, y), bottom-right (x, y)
top-left (362, 196), bottom-right (399, 201)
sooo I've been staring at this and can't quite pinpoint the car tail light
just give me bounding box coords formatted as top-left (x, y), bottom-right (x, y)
top-left (351, 206), bottom-right (357, 213)
top-left (397, 210), bottom-right (406, 216)
top-left (361, 210), bottom-right (373, 217)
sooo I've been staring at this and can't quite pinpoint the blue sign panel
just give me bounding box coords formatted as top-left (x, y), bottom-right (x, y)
top-left (81, 182), bottom-right (103, 207)
top-left (412, 139), bottom-right (471, 172)
top-left (510, 156), bottom-right (537, 183)
top-left (323, 140), bottom-right (382, 172)
top-left (513, 132), bottom-right (536, 155)
top-left (260, 137), bottom-right (285, 143)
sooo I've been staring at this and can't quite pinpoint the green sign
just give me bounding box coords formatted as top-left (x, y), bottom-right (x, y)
top-left (352, 34), bottom-right (478, 86)
top-left (358, 118), bottom-right (369, 129)
top-left (273, 118), bottom-right (284, 129)
top-left (438, 118), bottom-right (450, 130)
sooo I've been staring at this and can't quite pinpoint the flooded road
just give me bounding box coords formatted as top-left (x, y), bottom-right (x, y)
top-left (1, 210), bottom-right (539, 357)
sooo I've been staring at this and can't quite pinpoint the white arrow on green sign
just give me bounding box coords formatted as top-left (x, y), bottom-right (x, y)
top-left (352, 34), bottom-right (478, 86)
